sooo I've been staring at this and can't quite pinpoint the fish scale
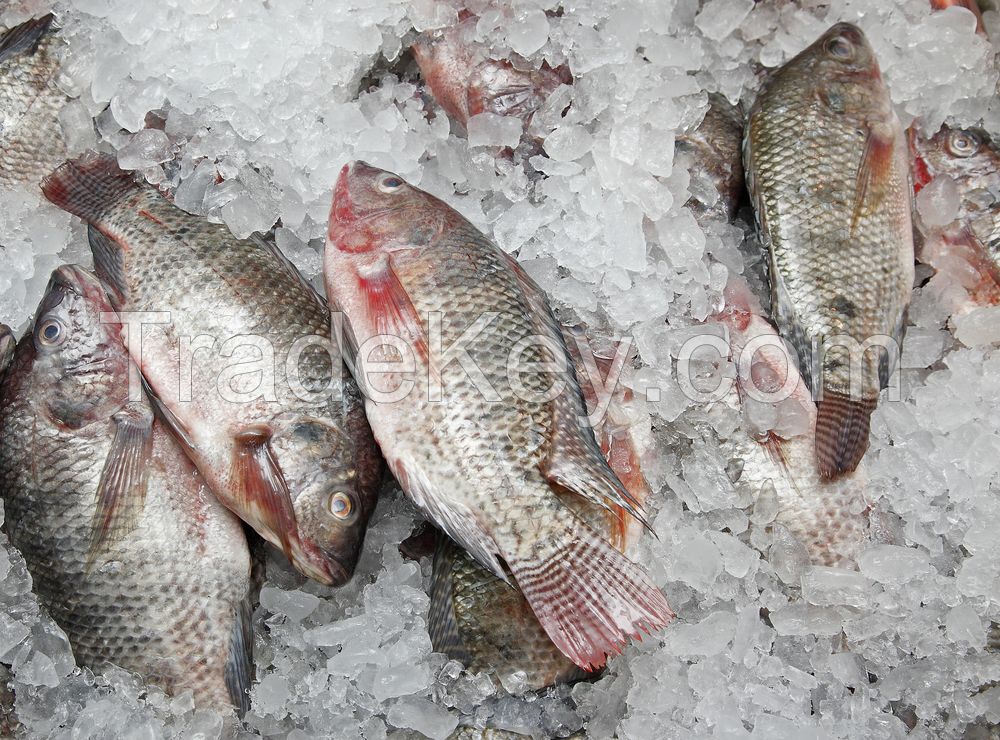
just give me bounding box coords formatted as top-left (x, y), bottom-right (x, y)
top-left (745, 22), bottom-right (914, 480)
top-left (0, 14), bottom-right (70, 189)
top-left (325, 161), bottom-right (672, 671)
top-left (0, 267), bottom-right (253, 711)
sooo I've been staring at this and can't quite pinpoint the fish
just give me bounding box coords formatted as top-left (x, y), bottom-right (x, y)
top-left (0, 265), bottom-right (253, 711)
top-left (40, 153), bottom-right (383, 587)
top-left (744, 22), bottom-right (915, 480)
top-left (909, 124), bottom-right (1000, 314)
top-left (714, 279), bottom-right (869, 568)
top-left (412, 11), bottom-right (569, 132)
top-left (325, 161), bottom-right (673, 671)
top-left (0, 14), bottom-right (71, 189)
top-left (676, 94), bottom-right (746, 222)
top-left (428, 327), bottom-right (652, 690)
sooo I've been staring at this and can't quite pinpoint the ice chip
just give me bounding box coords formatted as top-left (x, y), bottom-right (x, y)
top-left (507, 9), bottom-right (549, 56)
top-left (695, 0), bottom-right (754, 41)
top-left (467, 113), bottom-right (524, 149)
top-left (386, 696), bottom-right (459, 740)
top-left (116, 129), bottom-right (173, 170)
top-left (916, 177), bottom-right (961, 228)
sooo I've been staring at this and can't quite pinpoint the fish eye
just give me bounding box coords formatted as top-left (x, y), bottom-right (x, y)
top-left (37, 319), bottom-right (65, 346)
top-left (947, 129), bottom-right (980, 158)
top-left (376, 175), bottom-right (405, 194)
top-left (825, 36), bottom-right (855, 61)
top-left (326, 492), bottom-right (354, 520)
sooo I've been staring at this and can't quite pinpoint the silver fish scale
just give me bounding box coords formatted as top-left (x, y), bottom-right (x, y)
top-left (108, 190), bottom-right (354, 415)
top-left (746, 56), bottom-right (913, 397)
top-left (388, 218), bottom-right (597, 563)
top-left (0, 21), bottom-right (69, 189)
top-left (0, 360), bottom-right (250, 704)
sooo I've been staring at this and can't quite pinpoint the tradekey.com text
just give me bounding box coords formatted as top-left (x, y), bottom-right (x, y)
top-left (101, 310), bottom-right (903, 424)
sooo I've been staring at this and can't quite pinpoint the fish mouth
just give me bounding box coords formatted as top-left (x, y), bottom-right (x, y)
top-left (291, 541), bottom-right (350, 587)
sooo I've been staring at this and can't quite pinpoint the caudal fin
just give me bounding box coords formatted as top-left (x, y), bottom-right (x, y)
top-left (815, 390), bottom-right (876, 480)
top-left (506, 524), bottom-right (673, 671)
top-left (41, 152), bottom-right (140, 223)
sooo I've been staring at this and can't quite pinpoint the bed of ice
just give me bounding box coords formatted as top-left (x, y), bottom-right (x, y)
top-left (1, 0), bottom-right (999, 737)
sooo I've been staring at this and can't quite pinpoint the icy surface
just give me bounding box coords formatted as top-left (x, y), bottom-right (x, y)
top-left (0, 0), bottom-right (998, 737)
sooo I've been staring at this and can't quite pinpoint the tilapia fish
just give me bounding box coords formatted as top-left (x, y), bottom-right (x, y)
top-left (41, 154), bottom-right (382, 586)
top-left (714, 280), bottom-right (869, 568)
top-left (412, 12), bottom-right (569, 131)
top-left (0, 14), bottom-right (70, 189)
top-left (429, 328), bottom-right (652, 690)
top-left (325, 162), bottom-right (673, 671)
top-left (909, 124), bottom-right (1000, 313)
top-left (744, 22), bottom-right (915, 480)
top-left (0, 266), bottom-right (253, 711)
top-left (677, 94), bottom-right (746, 222)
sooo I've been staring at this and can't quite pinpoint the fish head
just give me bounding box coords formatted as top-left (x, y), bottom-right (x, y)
top-left (270, 416), bottom-right (379, 585)
top-left (22, 265), bottom-right (129, 429)
top-left (329, 161), bottom-right (448, 254)
top-left (910, 125), bottom-right (1000, 196)
top-left (412, 15), bottom-right (480, 125)
top-left (788, 23), bottom-right (886, 117)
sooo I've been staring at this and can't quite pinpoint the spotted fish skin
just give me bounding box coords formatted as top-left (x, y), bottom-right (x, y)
top-left (744, 22), bottom-right (915, 480)
top-left (0, 14), bottom-right (71, 189)
top-left (0, 266), bottom-right (253, 711)
top-left (428, 328), bottom-right (652, 690)
top-left (325, 162), bottom-right (673, 672)
top-left (40, 153), bottom-right (382, 587)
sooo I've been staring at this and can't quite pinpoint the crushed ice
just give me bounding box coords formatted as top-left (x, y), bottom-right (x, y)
top-left (0, 0), bottom-right (999, 737)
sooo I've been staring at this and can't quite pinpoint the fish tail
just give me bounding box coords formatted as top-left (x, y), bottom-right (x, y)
top-left (814, 390), bottom-right (877, 479)
top-left (41, 152), bottom-right (139, 224)
top-left (506, 521), bottom-right (674, 671)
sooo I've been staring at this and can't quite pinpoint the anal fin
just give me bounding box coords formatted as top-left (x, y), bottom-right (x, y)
top-left (224, 589), bottom-right (254, 715)
top-left (87, 402), bottom-right (154, 568)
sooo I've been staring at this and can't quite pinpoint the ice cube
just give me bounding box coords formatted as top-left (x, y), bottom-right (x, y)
top-left (117, 129), bottom-right (173, 170)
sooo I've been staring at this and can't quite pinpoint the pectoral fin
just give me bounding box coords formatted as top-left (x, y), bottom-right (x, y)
top-left (357, 253), bottom-right (429, 365)
top-left (230, 425), bottom-right (299, 561)
top-left (852, 125), bottom-right (895, 237)
top-left (87, 402), bottom-right (154, 567)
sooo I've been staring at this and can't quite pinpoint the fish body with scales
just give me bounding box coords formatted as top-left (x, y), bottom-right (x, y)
top-left (0, 14), bottom-right (71, 189)
top-left (0, 266), bottom-right (253, 711)
top-left (41, 154), bottom-right (382, 587)
top-left (713, 280), bottom-right (869, 569)
top-left (325, 162), bottom-right (672, 671)
top-left (429, 327), bottom-right (653, 690)
top-left (744, 22), bottom-right (915, 480)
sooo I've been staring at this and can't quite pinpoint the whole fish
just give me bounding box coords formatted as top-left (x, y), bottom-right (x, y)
top-left (41, 154), bottom-right (382, 586)
top-left (412, 12), bottom-right (569, 131)
top-left (744, 22), bottom-right (915, 480)
top-left (429, 328), bottom-right (651, 690)
top-left (909, 124), bottom-right (1000, 312)
top-left (714, 280), bottom-right (869, 568)
top-left (0, 266), bottom-right (253, 711)
top-left (0, 14), bottom-right (70, 189)
top-left (677, 94), bottom-right (746, 222)
top-left (325, 161), bottom-right (672, 671)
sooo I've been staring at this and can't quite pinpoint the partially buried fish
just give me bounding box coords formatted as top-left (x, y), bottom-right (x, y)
top-left (429, 327), bottom-right (652, 690)
top-left (676, 94), bottom-right (746, 223)
top-left (909, 124), bottom-right (1000, 314)
top-left (0, 13), bottom-right (71, 188)
top-left (744, 22), bottom-right (915, 480)
top-left (412, 11), bottom-right (569, 133)
top-left (713, 279), bottom-right (869, 568)
top-left (325, 161), bottom-right (673, 671)
top-left (41, 154), bottom-right (382, 586)
top-left (0, 266), bottom-right (253, 711)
